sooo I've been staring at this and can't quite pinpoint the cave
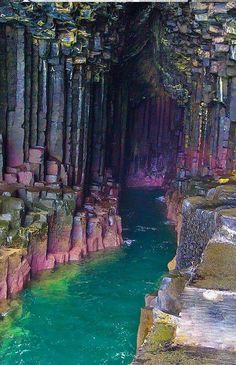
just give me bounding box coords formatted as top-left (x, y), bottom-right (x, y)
top-left (0, 1), bottom-right (236, 364)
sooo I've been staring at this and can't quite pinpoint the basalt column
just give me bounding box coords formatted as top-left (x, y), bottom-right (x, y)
top-left (126, 96), bottom-right (184, 187)
top-left (0, 23), bottom-right (127, 190)
top-left (0, 3), bottom-right (126, 300)
top-left (6, 26), bottom-right (25, 170)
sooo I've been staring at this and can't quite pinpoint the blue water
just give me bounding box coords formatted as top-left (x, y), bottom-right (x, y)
top-left (0, 189), bottom-right (176, 365)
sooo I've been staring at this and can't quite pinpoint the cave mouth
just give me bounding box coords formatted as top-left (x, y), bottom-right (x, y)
top-left (0, 2), bottom-right (234, 194)
top-left (124, 94), bottom-right (184, 188)
top-left (0, 2), bottom-right (189, 193)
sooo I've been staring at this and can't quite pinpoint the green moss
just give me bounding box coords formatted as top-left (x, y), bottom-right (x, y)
top-left (0, 197), bottom-right (25, 229)
top-left (0, 220), bottom-right (9, 246)
top-left (174, 52), bottom-right (190, 73)
top-left (193, 241), bottom-right (236, 291)
top-left (0, 220), bottom-right (9, 230)
top-left (8, 228), bottom-right (29, 249)
top-left (148, 323), bottom-right (175, 351)
top-left (5, 220), bottom-right (48, 249)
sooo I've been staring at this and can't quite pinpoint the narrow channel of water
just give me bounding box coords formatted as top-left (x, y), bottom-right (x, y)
top-left (0, 189), bottom-right (176, 365)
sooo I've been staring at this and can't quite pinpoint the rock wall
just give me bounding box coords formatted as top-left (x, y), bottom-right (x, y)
top-left (0, 3), bottom-right (127, 188)
top-left (126, 96), bottom-right (184, 187)
top-left (0, 183), bottom-right (122, 300)
top-left (0, 3), bottom-right (126, 300)
top-left (1, 1), bottom-right (235, 189)
top-left (124, 1), bottom-right (236, 187)
top-left (159, 1), bottom-right (236, 180)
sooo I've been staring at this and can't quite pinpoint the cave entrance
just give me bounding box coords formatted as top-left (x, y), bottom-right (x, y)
top-left (125, 95), bottom-right (185, 188)
top-left (109, 3), bottom-right (186, 189)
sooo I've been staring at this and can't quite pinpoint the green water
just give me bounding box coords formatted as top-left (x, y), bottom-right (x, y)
top-left (0, 189), bottom-right (176, 365)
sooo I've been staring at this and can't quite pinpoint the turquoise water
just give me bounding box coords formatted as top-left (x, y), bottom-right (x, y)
top-left (0, 189), bottom-right (176, 365)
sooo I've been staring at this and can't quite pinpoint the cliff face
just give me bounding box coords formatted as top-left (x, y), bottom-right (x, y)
top-left (0, 3), bottom-right (128, 187)
top-left (0, 3), bottom-right (126, 300)
top-left (124, 1), bottom-right (236, 186)
top-left (0, 184), bottom-right (122, 300)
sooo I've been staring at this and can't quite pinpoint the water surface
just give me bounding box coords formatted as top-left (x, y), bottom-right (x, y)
top-left (0, 189), bottom-right (176, 365)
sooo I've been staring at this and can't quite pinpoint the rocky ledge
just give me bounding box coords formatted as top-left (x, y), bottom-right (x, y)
top-left (132, 181), bottom-right (236, 364)
top-left (0, 179), bottom-right (122, 302)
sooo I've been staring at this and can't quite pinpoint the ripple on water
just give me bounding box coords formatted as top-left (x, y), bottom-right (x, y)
top-left (124, 239), bottom-right (136, 246)
top-left (135, 225), bottom-right (158, 232)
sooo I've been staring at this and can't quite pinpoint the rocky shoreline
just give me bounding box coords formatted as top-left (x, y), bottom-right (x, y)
top-left (0, 180), bottom-right (122, 302)
top-left (132, 180), bottom-right (236, 364)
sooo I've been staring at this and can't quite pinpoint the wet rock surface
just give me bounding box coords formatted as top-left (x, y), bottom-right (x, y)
top-left (0, 181), bottom-right (122, 300)
top-left (133, 182), bottom-right (236, 364)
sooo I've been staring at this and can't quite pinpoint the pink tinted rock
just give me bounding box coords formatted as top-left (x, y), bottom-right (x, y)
top-left (28, 229), bottom-right (56, 273)
top-left (29, 147), bottom-right (44, 164)
top-left (21, 162), bottom-right (31, 172)
top-left (46, 161), bottom-right (59, 176)
top-left (69, 246), bottom-right (83, 261)
top-left (53, 252), bottom-right (69, 264)
top-left (75, 191), bottom-right (84, 209)
top-left (70, 214), bottom-right (87, 259)
top-left (87, 216), bottom-right (103, 252)
top-left (115, 215), bottom-right (123, 236)
top-left (29, 162), bottom-right (40, 174)
top-left (18, 171), bottom-right (33, 186)
top-left (7, 141), bottom-right (24, 168)
top-left (30, 254), bottom-right (55, 273)
top-left (0, 279), bottom-right (7, 300)
top-left (103, 214), bottom-right (123, 248)
top-left (166, 190), bottom-right (183, 225)
top-left (0, 253), bottom-right (9, 300)
top-left (6, 167), bottom-right (18, 174)
top-left (48, 223), bottom-right (72, 254)
top-left (109, 186), bottom-right (119, 198)
top-left (7, 253), bottom-right (30, 297)
top-left (4, 173), bottom-right (17, 184)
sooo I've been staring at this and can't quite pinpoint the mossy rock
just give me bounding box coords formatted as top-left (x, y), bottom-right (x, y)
top-left (148, 322), bottom-right (175, 351)
top-left (0, 197), bottom-right (24, 213)
top-left (24, 210), bottom-right (48, 227)
top-left (4, 220), bottom-right (48, 249)
top-left (35, 199), bottom-right (55, 212)
top-left (0, 220), bottom-right (10, 246)
top-left (133, 345), bottom-right (236, 365)
top-left (193, 241), bottom-right (236, 291)
top-left (7, 228), bottom-right (29, 249)
top-left (0, 197), bottom-right (25, 229)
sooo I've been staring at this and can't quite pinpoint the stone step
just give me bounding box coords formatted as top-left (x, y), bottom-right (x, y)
top-left (175, 286), bottom-right (236, 351)
top-left (133, 345), bottom-right (236, 365)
